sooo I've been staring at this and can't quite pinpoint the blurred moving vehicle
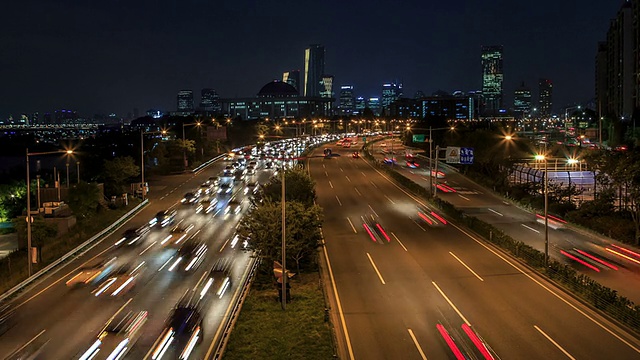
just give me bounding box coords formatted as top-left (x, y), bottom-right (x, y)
top-left (417, 205), bottom-right (447, 227)
top-left (181, 192), bottom-right (199, 205)
top-left (361, 215), bottom-right (391, 243)
top-left (115, 227), bottom-right (150, 247)
top-left (198, 183), bottom-right (213, 196)
top-left (94, 262), bottom-right (146, 297)
top-left (217, 182), bottom-right (234, 195)
top-left (162, 221), bottom-right (195, 246)
top-left (244, 181), bottom-right (259, 195)
top-left (196, 260), bottom-right (233, 300)
top-left (149, 209), bottom-right (177, 228)
top-left (406, 160), bottom-right (419, 168)
top-left (78, 309), bottom-right (148, 360)
top-left (151, 301), bottom-right (203, 360)
top-left (195, 197), bottom-right (218, 214)
top-left (167, 239), bottom-right (208, 272)
top-left (66, 257), bottom-right (118, 288)
top-left (224, 197), bottom-right (243, 215)
top-left (206, 176), bottom-right (219, 186)
top-left (352, 151), bottom-right (359, 159)
top-left (383, 157), bottom-right (397, 165)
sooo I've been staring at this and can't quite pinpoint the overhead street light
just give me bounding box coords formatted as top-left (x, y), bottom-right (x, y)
top-left (535, 153), bottom-right (549, 268)
top-left (26, 148), bottom-right (73, 276)
top-left (182, 122), bottom-right (201, 171)
top-left (141, 129), bottom-right (167, 200)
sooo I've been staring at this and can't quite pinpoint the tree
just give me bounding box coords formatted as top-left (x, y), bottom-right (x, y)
top-left (0, 181), bottom-right (27, 222)
top-left (67, 181), bottom-right (102, 219)
top-left (260, 168), bottom-right (316, 207)
top-left (237, 200), bottom-right (323, 273)
top-left (102, 156), bottom-right (140, 196)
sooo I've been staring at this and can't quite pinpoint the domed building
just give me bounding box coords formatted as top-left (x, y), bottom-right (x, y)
top-left (222, 80), bottom-right (334, 120)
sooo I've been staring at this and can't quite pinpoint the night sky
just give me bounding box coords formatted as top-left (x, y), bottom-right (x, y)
top-left (1, 0), bottom-right (619, 119)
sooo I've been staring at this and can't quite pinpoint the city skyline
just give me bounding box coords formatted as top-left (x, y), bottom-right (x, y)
top-left (0, 1), bottom-right (618, 119)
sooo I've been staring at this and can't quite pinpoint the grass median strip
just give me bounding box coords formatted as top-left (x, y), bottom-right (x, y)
top-left (223, 272), bottom-right (334, 360)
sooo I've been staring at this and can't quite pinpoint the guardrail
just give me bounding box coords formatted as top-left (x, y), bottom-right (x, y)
top-left (193, 154), bottom-right (226, 173)
top-left (0, 199), bottom-right (149, 303)
top-left (211, 255), bottom-right (261, 359)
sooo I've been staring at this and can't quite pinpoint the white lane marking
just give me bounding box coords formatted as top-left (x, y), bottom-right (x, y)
top-left (421, 177), bottom-right (429, 181)
top-left (385, 195), bottom-right (396, 204)
top-left (366, 253), bottom-right (386, 285)
top-left (340, 167), bottom-right (344, 172)
top-left (413, 219), bottom-right (427, 232)
top-left (503, 201), bottom-right (510, 205)
top-left (323, 164), bottom-right (325, 168)
top-left (449, 252), bottom-right (484, 281)
top-left (370, 180), bottom-right (378, 188)
top-left (329, 181), bottom-right (334, 189)
top-left (534, 325), bottom-right (576, 360)
top-left (139, 241), bottom-right (157, 256)
top-left (354, 187), bottom-right (362, 196)
top-left (347, 217), bottom-right (357, 233)
top-left (362, 155), bottom-right (640, 354)
top-left (336, 195), bottom-right (342, 206)
top-left (368, 204), bottom-right (379, 217)
top-left (346, 176), bottom-right (351, 183)
top-left (522, 224), bottom-right (540, 233)
top-left (392, 232), bottom-right (408, 251)
top-left (11, 329), bottom-right (46, 356)
top-left (325, 171), bottom-right (328, 177)
top-left (432, 281), bottom-right (471, 326)
top-left (361, 171), bottom-right (366, 176)
top-left (458, 194), bottom-right (471, 201)
top-left (219, 238), bottom-right (230, 252)
top-left (487, 208), bottom-right (503, 216)
top-left (408, 329), bottom-right (428, 360)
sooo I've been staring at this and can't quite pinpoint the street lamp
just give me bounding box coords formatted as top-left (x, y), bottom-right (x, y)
top-left (535, 153), bottom-right (549, 268)
top-left (405, 125), bottom-right (455, 196)
top-left (26, 148), bottom-right (73, 276)
top-left (141, 129), bottom-right (167, 200)
top-left (182, 122), bottom-right (201, 171)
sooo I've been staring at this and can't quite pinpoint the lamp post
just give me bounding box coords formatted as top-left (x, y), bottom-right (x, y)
top-left (281, 165), bottom-right (287, 310)
top-left (26, 148), bottom-right (72, 276)
top-left (76, 161), bottom-right (80, 184)
top-left (405, 126), bottom-right (454, 196)
top-left (141, 129), bottom-right (167, 200)
top-left (182, 122), bottom-right (201, 171)
top-left (66, 162), bottom-right (70, 188)
top-left (535, 154), bottom-right (549, 268)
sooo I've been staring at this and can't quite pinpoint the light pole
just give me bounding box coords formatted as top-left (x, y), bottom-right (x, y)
top-left (66, 162), bottom-right (70, 188)
top-left (141, 129), bottom-right (167, 200)
top-left (182, 122), bottom-right (201, 171)
top-left (281, 166), bottom-right (287, 310)
top-left (535, 154), bottom-right (549, 268)
top-left (76, 161), bottom-right (80, 184)
top-left (406, 126), bottom-right (454, 196)
top-left (26, 148), bottom-right (73, 276)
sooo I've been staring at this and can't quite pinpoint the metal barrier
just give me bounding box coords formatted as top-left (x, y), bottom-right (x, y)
top-left (0, 199), bottom-right (149, 303)
top-left (193, 154), bottom-right (226, 173)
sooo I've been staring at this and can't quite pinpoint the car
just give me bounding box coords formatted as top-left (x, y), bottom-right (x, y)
top-left (115, 227), bottom-right (149, 247)
top-left (198, 183), bottom-right (213, 196)
top-left (93, 262), bottom-right (146, 297)
top-left (195, 197), bottom-right (218, 214)
top-left (78, 309), bottom-right (148, 360)
top-left (265, 161), bottom-right (274, 169)
top-left (244, 181), bottom-right (259, 195)
top-left (181, 192), bottom-right (199, 205)
top-left (149, 209), bottom-right (177, 228)
top-left (361, 215), bottom-right (390, 243)
top-left (406, 160), bottom-right (419, 168)
top-left (66, 257), bottom-right (118, 288)
top-left (352, 151), bottom-right (359, 159)
top-left (207, 176), bottom-right (220, 186)
top-left (383, 157), bottom-right (397, 165)
top-left (167, 239), bottom-right (208, 272)
top-left (162, 221), bottom-right (195, 246)
top-left (217, 182), bottom-right (234, 195)
top-left (246, 165), bottom-right (256, 175)
top-left (224, 197), bottom-right (243, 215)
top-left (417, 205), bottom-right (447, 227)
top-left (196, 260), bottom-right (232, 300)
top-left (151, 302), bottom-right (203, 360)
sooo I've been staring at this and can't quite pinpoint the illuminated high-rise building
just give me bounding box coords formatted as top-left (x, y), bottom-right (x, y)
top-left (339, 85), bottom-right (355, 115)
top-left (381, 82), bottom-right (402, 114)
top-left (513, 82), bottom-right (532, 118)
top-left (283, 70), bottom-right (300, 94)
top-left (355, 96), bottom-right (366, 115)
top-left (177, 90), bottom-right (194, 112)
top-left (481, 45), bottom-right (504, 115)
top-left (538, 78), bottom-right (553, 117)
top-left (304, 44), bottom-right (325, 97)
top-left (200, 88), bottom-right (220, 114)
top-left (320, 75), bottom-right (334, 98)
top-left (368, 97), bottom-right (381, 116)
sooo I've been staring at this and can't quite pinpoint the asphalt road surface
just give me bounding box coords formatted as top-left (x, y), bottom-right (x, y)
top-left (0, 158), bottom-right (272, 359)
top-left (312, 141), bottom-right (640, 359)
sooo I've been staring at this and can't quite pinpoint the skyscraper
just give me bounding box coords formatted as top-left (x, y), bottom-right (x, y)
top-left (200, 88), bottom-right (221, 114)
top-left (283, 70), bottom-right (301, 94)
top-left (381, 82), bottom-right (402, 114)
top-left (513, 82), bottom-right (532, 118)
top-left (538, 78), bottom-right (553, 117)
top-left (368, 97), bottom-right (381, 116)
top-left (304, 44), bottom-right (325, 97)
top-left (339, 85), bottom-right (355, 116)
top-left (177, 90), bottom-right (194, 112)
top-left (355, 96), bottom-right (366, 115)
top-left (481, 45), bottom-right (504, 115)
top-left (320, 75), bottom-right (334, 98)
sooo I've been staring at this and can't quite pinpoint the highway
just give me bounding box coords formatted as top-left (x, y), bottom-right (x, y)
top-left (371, 138), bottom-right (640, 305)
top-left (0, 156), bottom-right (270, 359)
top-left (312, 140), bottom-right (640, 359)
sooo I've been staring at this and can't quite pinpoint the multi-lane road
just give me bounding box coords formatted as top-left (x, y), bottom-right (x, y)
top-left (312, 141), bottom-right (640, 359)
top-left (0, 157), bottom-right (270, 359)
top-left (368, 138), bottom-right (640, 305)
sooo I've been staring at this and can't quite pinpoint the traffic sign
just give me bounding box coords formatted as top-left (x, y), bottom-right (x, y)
top-left (460, 147), bottom-right (474, 164)
top-left (446, 147), bottom-right (460, 163)
top-left (412, 134), bottom-right (426, 143)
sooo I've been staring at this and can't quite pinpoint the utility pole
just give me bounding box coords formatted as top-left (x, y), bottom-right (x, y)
top-left (281, 165), bottom-right (287, 310)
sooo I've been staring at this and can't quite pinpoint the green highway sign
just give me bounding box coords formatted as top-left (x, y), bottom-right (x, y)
top-left (412, 134), bottom-right (426, 143)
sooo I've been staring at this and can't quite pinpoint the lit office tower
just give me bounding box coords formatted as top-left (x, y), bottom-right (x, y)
top-left (538, 78), bottom-right (553, 117)
top-left (177, 90), bottom-right (194, 112)
top-left (200, 88), bottom-right (220, 114)
top-left (355, 96), bottom-right (366, 115)
top-left (368, 97), bottom-right (381, 116)
top-left (513, 82), bottom-right (532, 118)
top-left (481, 45), bottom-right (504, 114)
top-left (320, 75), bottom-right (334, 98)
top-left (304, 44), bottom-right (325, 97)
top-left (283, 70), bottom-right (301, 94)
top-left (381, 82), bottom-right (402, 113)
top-left (340, 86), bottom-right (355, 115)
